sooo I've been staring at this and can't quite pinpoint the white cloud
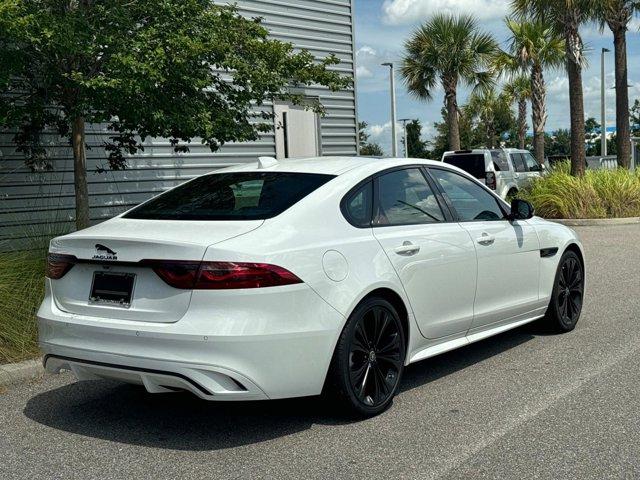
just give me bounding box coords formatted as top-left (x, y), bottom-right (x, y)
top-left (356, 65), bottom-right (373, 78)
top-left (382, 0), bottom-right (510, 25)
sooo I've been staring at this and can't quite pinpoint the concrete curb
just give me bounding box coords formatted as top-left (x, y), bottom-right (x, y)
top-left (0, 358), bottom-right (44, 388)
top-left (550, 217), bottom-right (640, 227)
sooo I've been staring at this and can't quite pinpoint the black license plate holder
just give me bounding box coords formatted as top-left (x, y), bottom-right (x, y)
top-left (89, 271), bottom-right (136, 308)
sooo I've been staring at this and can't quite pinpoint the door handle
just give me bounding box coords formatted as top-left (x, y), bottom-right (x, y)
top-left (394, 241), bottom-right (420, 256)
top-left (476, 233), bottom-right (495, 246)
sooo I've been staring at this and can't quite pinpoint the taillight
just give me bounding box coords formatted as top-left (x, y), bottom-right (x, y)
top-left (486, 171), bottom-right (497, 190)
top-left (146, 260), bottom-right (302, 289)
top-left (147, 261), bottom-right (201, 289)
top-left (196, 262), bottom-right (302, 289)
top-left (46, 253), bottom-right (76, 279)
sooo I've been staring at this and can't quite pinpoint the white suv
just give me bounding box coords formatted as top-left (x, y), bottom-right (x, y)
top-left (442, 149), bottom-right (544, 199)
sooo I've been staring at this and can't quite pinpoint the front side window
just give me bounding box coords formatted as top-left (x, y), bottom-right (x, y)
top-left (125, 172), bottom-right (334, 220)
top-left (430, 168), bottom-right (505, 222)
top-left (523, 153), bottom-right (542, 172)
top-left (374, 168), bottom-right (445, 226)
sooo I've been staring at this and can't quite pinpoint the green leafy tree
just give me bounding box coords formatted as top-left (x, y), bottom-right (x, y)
top-left (0, 0), bottom-right (350, 229)
top-left (631, 99), bottom-right (640, 135)
top-left (405, 119), bottom-right (430, 158)
top-left (400, 14), bottom-right (497, 151)
top-left (594, 1), bottom-right (640, 168)
top-left (429, 107), bottom-right (479, 159)
top-left (494, 19), bottom-right (565, 163)
top-left (512, 0), bottom-right (596, 176)
top-left (584, 117), bottom-right (601, 156)
top-left (545, 129), bottom-right (572, 156)
top-left (358, 121), bottom-right (384, 156)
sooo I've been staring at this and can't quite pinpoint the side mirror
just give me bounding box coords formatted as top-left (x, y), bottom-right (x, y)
top-left (509, 198), bottom-right (535, 220)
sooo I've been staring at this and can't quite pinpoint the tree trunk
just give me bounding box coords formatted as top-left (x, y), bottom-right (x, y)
top-left (518, 98), bottom-right (527, 150)
top-left (443, 75), bottom-right (460, 151)
top-left (613, 27), bottom-right (631, 168)
top-left (565, 26), bottom-right (586, 177)
top-left (72, 116), bottom-right (90, 230)
top-left (530, 63), bottom-right (547, 165)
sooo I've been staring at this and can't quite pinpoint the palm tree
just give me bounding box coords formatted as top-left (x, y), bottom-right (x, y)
top-left (495, 19), bottom-right (565, 163)
top-left (503, 76), bottom-right (532, 149)
top-left (465, 88), bottom-right (511, 149)
top-left (594, 1), bottom-right (640, 168)
top-left (512, 0), bottom-right (596, 176)
top-left (400, 14), bottom-right (497, 151)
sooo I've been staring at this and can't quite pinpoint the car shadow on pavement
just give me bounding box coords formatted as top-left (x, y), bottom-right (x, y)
top-left (23, 326), bottom-right (536, 451)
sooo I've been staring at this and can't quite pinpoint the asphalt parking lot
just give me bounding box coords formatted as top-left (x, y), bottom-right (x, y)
top-left (1, 224), bottom-right (639, 480)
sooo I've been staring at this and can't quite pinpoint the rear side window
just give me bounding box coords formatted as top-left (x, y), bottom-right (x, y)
top-left (125, 172), bottom-right (334, 220)
top-left (511, 153), bottom-right (528, 172)
top-left (442, 154), bottom-right (486, 179)
top-left (490, 150), bottom-right (510, 171)
top-left (343, 181), bottom-right (373, 227)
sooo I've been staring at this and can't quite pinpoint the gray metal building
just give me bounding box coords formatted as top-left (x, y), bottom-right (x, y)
top-left (0, 0), bottom-right (358, 248)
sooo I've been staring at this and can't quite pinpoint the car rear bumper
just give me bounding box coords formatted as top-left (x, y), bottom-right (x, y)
top-left (38, 282), bottom-right (345, 400)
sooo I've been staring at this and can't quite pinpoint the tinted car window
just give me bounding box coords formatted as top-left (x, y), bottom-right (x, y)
top-left (523, 153), bottom-right (541, 172)
top-left (374, 168), bottom-right (445, 226)
top-left (430, 169), bottom-right (504, 222)
top-left (511, 153), bottom-right (528, 172)
top-left (125, 172), bottom-right (334, 220)
top-left (442, 154), bottom-right (486, 179)
top-left (490, 150), bottom-right (510, 171)
top-left (343, 181), bottom-right (373, 227)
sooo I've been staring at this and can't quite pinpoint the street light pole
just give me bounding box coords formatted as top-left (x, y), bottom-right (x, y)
top-left (601, 48), bottom-right (610, 157)
top-left (399, 118), bottom-right (411, 158)
top-left (382, 62), bottom-right (398, 157)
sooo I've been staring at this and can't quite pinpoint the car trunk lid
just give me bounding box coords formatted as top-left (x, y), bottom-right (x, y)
top-left (48, 218), bottom-right (263, 322)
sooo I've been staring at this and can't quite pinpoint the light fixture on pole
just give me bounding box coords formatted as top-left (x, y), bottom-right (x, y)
top-left (601, 47), bottom-right (610, 157)
top-left (399, 118), bottom-right (411, 158)
top-left (381, 62), bottom-right (398, 157)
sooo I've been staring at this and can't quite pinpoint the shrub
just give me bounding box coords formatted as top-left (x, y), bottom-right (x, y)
top-left (0, 249), bottom-right (47, 363)
top-left (519, 162), bottom-right (640, 219)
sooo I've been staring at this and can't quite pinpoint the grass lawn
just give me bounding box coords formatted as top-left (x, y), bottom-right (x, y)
top-left (0, 250), bottom-right (46, 364)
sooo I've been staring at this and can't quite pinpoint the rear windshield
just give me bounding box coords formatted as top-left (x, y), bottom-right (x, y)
top-left (443, 154), bottom-right (486, 179)
top-left (124, 172), bottom-right (334, 221)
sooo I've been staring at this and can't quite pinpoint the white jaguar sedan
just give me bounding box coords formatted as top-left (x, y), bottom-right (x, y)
top-left (39, 156), bottom-right (585, 416)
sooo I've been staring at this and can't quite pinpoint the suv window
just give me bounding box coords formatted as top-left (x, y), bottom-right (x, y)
top-left (125, 172), bottom-right (334, 220)
top-left (490, 150), bottom-right (510, 172)
top-left (374, 168), bottom-right (445, 226)
top-left (343, 181), bottom-right (373, 227)
top-left (442, 154), bottom-right (487, 179)
top-left (430, 168), bottom-right (504, 222)
top-left (511, 153), bottom-right (528, 173)
top-left (523, 152), bottom-right (542, 172)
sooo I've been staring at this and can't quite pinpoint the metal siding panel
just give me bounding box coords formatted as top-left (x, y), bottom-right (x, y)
top-left (1, 0), bottom-right (357, 247)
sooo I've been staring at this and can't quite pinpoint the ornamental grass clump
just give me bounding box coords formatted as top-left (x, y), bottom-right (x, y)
top-left (519, 162), bottom-right (640, 219)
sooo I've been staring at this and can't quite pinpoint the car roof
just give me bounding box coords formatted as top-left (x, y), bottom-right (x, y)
top-left (217, 156), bottom-right (447, 176)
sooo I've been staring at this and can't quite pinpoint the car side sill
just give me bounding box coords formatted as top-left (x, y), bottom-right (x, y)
top-left (408, 314), bottom-right (544, 364)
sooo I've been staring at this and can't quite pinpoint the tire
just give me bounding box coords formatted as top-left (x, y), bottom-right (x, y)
top-left (542, 250), bottom-right (584, 333)
top-left (326, 297), bottom-right (406, 417)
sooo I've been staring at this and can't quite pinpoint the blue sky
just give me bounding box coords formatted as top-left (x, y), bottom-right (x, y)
top-left (353, 0), bottom-right (640, 154)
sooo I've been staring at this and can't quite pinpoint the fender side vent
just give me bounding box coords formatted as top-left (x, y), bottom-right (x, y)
top-left (540, 248), bottom-right (559, 258)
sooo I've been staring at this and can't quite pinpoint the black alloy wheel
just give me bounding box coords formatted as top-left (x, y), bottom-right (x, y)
top-left (544, 250), bottom-right (584, 332)
top-left (327, 297), bottom-right (405, 417)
